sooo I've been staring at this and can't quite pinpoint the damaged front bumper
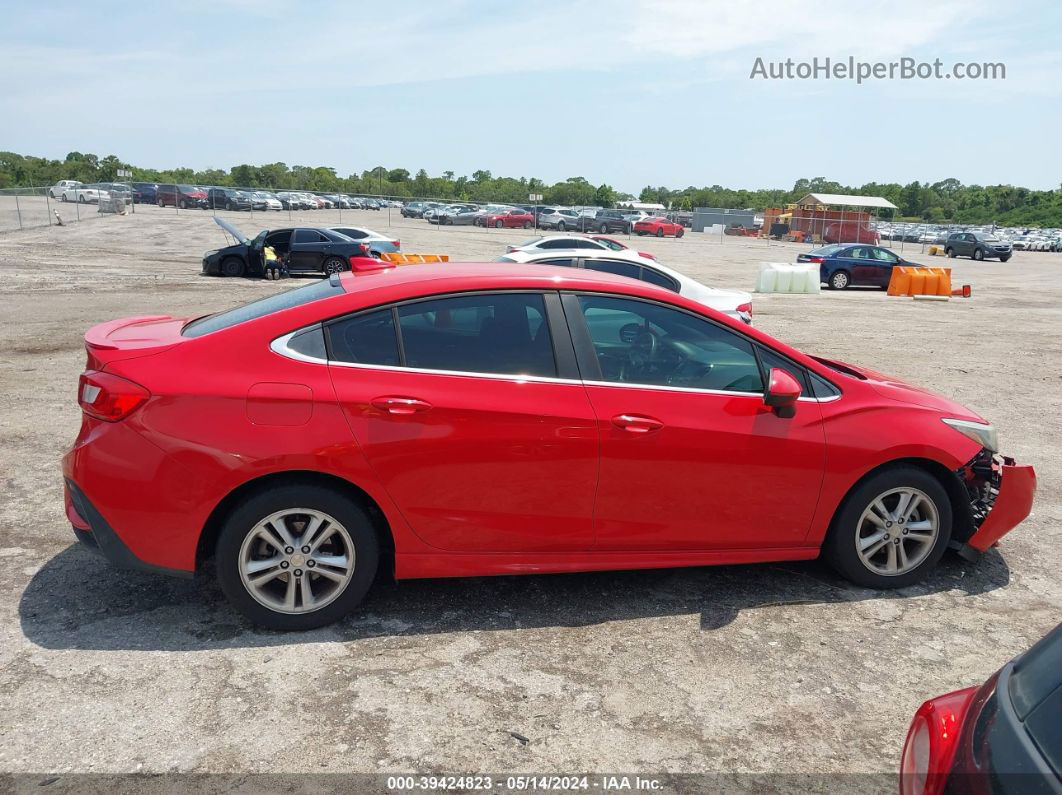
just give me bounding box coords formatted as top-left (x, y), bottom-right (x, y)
top-left (955, 450), bottom-right (1036, 559)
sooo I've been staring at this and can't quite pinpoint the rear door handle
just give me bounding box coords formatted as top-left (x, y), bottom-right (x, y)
top-left (611, 414), bottom-right (664, 433)
top-left (371, 396), bottom-right (432, 415)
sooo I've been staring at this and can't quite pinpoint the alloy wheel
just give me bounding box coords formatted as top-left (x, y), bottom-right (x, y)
top-left (238, 508), bottom-right (355, 614)
top-left (855, 487), bottom-right (939, 576)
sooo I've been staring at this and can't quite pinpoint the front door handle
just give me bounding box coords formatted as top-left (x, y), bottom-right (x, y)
top-left (611, 414), bottom-right (664, 433)
top-left (371, 396), bottom-right (432, 415)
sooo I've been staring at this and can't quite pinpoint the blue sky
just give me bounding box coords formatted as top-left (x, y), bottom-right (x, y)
top-left (3, 0), bottom-right (1060, 192)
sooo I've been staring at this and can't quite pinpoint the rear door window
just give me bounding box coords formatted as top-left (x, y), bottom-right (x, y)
top-left (639, 266), bottom-right (680, 292)
top-left (583, 259), bottom-right (640, 279)
top-left (326, 308), bottom-right (400, 366)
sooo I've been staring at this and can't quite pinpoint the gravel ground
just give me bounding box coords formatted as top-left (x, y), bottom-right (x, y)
top-left (0, 206), bottom-right (1058, 791)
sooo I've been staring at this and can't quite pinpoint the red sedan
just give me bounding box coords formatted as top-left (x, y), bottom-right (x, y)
top-left (64, 263), bottom-right (1035, 629)
top-left (477, 208), bottom-right (534, 229)
top-left (634, 216), bottom-right (685, 238)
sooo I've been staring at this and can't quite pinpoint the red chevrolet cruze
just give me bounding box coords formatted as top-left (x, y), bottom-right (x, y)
top-left (63, 263), bottom-right (1036, 629)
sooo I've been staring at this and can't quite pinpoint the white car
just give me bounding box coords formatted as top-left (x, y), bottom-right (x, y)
top-left (326, 226), bottom-right (400, 248)
top-left (61, 183), bottom-right (102, 203)
top-left (49, 180), bottom-right (82, 199)
top-left (253, 191), bottom-right (283, 211)
top-left (498, 248), bottom-right (753, 324)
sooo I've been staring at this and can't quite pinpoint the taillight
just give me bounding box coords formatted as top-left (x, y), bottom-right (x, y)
top-left (736, 302), bottom-right (753, 316)
top-left (805, 256), bottom-right (825, 263)
top-left (637, 251), bottom-right (657, 260)
top-left (78, 370), bottom-right (150, 422)
top-left (899, 687), bottom-right (977, 795)
top-left (393, 240), bottom-right (401, 249)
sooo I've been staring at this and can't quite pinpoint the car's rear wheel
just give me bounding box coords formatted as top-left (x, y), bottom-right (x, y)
top-left (523, 221), bottom-right (532, 229)
top-left (945, 247), bottom-right (955, 258)
top-left (220, 257), bottom-right (245, 278)
top-left (829, 270), bottom-right (851, 290)
top-left (676, 228), bottom-right (684, 238)
top-left (656, 227), bottom-right (664, 237)
top-left (973, 248), bottom-right (984, 261)
top-left (556, 222), bottom-right (566, 231)
top-left (495, 220), bottom-right (504, 228)
top-left (61, 193), bottom-right (68, 202)
top-left (79, 195), bottom-right (87, 203)
top-left (215, 484), bottom-right (379, 630)
top-left (323, 256), bottom-right (347, 274)
top-left (823, 466), bottom-right (951, 589)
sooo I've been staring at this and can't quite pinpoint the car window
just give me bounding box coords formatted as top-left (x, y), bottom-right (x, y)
top-left (397, 293), bottom-right (555, 377)
top-left (756, 346), bottom-right (807, 397)
top-left (336, 228), bottom-right (366, 239)
top-left (847, 247), bottom-right (870, 259)
top-left (536, 258), bottom-right (576, 267)
top-left (183, 278), bottom-right (344, 338)
top-left (574, 239), bottom-right (603, 249)
top-left (294, 229), bottom-right (326, 244)
top-left (639, 266), bottom-right (680, 292)
top-left (540, 239), bottom-right (569, 249)
top-left (871, 248), bottom-right (898, 263)
top-left (583, 259), bottom-right (640, 279)
top-left (576, 295), bottom-right (764, 393)
top-left (327, 308), bottom-right (400, 366)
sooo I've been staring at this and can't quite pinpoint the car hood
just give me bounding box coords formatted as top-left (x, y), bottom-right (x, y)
top-left (813, 356), bottom-right (985, 420)
top-left (213, 216), bottom-right (249, 246)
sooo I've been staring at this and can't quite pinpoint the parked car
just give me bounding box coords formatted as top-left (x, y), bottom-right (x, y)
top-left (823, 221), bottom-right (880, 244)
top-left (401, 201), bottom-right (430, 218)
top-left (477, 208), bottom-right (535, 229)
top-left (944, 232), bottom-right (1013, 262)
top-left (634, 217), bottom-right (685, 238)
top-left (326, 226), bottom-right (400, 257)
top-left (253, 191), bottom-right (283, 211)
top-left (538, 208), bottom-right (584, 231)
top-left (589, 235), bottom-right (657, 258)
top-left (498, 248), bottom-right (753, 324)
top-left (130, 182), bottom-right (159, 204)
top-left (201, 218), bottom-right (372, 277)
top-left (436, 206), bottom-right (483, 225)
top-left (587, 209), bottom-right (633, 234)
top-left (49, 180), bottom-right (83, 199)
top-left (64, 262), bottom-right (1035, 630)
top-left (99, 183), bottom-right (133, 205)
top-left (206, 188), bottom-right (253, 211)
top-left (157, 184), bottom-right (208, 209)
top-left (509, 235), bottom-right (660, 261)
top-left (798, 244), bottom-right (924, 290)
top-left (899, 623), bottom-right (1060, 795)
top-left (61, 183), bottom-right (103, 203)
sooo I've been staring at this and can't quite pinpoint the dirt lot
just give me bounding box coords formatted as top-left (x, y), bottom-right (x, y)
top-left (0, 206), bottom-right (1058, 791)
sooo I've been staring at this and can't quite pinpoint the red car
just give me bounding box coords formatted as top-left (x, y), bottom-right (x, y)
top-left (64, 263), bottom-right (1036, 630)
top-left (900, 623), bottom-right (1061, 795)
top-left (634, 217), bottom-right (685, 238)
top-left (477, 208), bottom-right (535, 229)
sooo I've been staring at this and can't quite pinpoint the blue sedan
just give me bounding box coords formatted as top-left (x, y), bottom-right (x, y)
top-left (797, 244), bottom-right (923, 290)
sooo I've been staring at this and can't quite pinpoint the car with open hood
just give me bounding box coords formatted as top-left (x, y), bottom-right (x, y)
top-left (201, 218), bottom-right (372, 277)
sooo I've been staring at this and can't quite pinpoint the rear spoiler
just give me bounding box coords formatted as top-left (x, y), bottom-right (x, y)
top-left (85, 316), bottom-right (171, 351)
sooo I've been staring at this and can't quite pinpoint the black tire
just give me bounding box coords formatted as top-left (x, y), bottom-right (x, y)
top-left (495, 220), bottom-right (504, 229)
top-left (598, 223), bottom-right (608, 233)
top-left (220, 257), bottom-right (245, 278)
top-left (215, 484), bottom-right (380, 630)
top-left (523, 221), bottom-right (532, 229)
top-left (656, 227), bottom-right (664, 237)
top-left (1000, 255), bottom-right (1011, 262)
top-left (973, 248), bottom-right (984, 261)
top-left (945, 248), bottom-right (955, 258)
top-left (157, 198), bottom-right (163, 207)
top-left (179, 200), bottom-right (187, 210)
top-left (323, 256), bottom-right (347, 274)
top-left (226, 201), bottom-right (233, 211)
top-left (79, 194), bottom-right (87, 204)
top-left (822, 466), bottom-right (952, 589)
top-left (556, 222), bottom-right (566, 232)
top-left (61, 194), bottom-right (68, 203)
top-left (829, 270), bottom-right (851, 290)
top-left (676, 228), bottom-right (684, 238)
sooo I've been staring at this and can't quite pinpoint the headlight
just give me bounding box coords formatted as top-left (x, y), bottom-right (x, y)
top-left (942, 418), bottom-right (998, 452)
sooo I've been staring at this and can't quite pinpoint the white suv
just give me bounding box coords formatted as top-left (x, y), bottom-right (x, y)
top-left (498, 248), bottom-right (753, 324)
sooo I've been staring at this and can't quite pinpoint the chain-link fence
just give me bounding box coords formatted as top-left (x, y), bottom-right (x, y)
top-left (4, 183), bottom-right (1056, 256)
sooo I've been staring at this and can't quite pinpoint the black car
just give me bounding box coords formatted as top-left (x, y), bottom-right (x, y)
top-left (586, 209), bottom-right (632, 234)
top-left (202, 218), bottom-right (371, 278)
top-left (402, 201), bottom-right (429, 218)
top-left (205, 188), bottom-right (254, 211)
top-left (900, 623), bottom-right (1061, 794)
top-left (945, 232), bottom-right (1013, 262)
top-left (130, 182), bottom-right (158, 203)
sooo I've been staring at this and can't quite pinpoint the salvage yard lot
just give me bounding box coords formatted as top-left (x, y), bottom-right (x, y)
top-left (0, 208), bottom-right (1059, 786)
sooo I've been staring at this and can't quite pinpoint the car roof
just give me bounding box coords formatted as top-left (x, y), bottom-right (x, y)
top-left (338, 262), bottom-right (666, 297)
top-left (506, 248), bottom-right (652, 264)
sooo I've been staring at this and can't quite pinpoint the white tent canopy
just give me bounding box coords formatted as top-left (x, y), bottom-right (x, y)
top-left (795, 193), bottom-right (897, 210)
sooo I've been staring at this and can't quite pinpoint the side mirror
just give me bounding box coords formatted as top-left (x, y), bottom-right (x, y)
top-left (764, 368), bottom-right (802, 418)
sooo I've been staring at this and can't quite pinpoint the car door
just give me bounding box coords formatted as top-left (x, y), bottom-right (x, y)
top-left (869, 246), bottom-right (900, 287)
top-left (564, 293), bottom-right (825, 550)
top-left (327, 291), bottom-right (599, 552)
top-left (844, 246), bottom-right (877, 285)
top-left (288, 229), bottom-right (328, 271)
top-left (955, 234), bottom-right (972, 256)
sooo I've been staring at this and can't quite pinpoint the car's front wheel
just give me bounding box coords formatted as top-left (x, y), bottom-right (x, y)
top-left (495, 220), bottom-right (504, 229)
top-left (215, 484), bottom-right (380, 630)
top-left (656, 227), bottom-right (664, 237)
top-left (220, 257), bottom-right (245, 278)
top-left (1000, 255), bottom-right (1011, 262)
top-left (945, 248), bottom-right (955, 258)
top-left (973, 248), bottom-right (984, 261)
top-left (829, 270), bottom-right (851, 290)
top-left (823, 466), bottom-right (951, 589)
top-left (556, 222), bottom-right (566, 231)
